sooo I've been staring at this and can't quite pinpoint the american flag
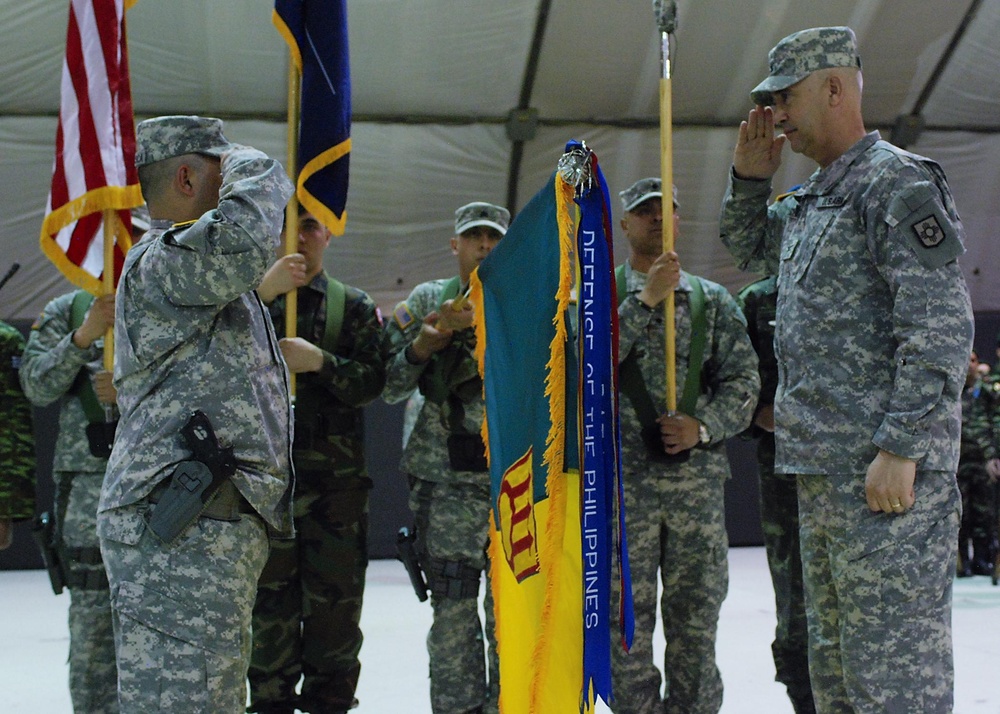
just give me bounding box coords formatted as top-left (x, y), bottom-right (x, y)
top-left (40, 0), bottom-right (143, 294)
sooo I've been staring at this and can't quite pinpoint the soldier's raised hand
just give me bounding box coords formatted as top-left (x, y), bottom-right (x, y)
top-left (734, 105), bottom-right (786, 180)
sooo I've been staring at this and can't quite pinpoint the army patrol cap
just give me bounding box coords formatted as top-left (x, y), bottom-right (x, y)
top-left (454, 202), bottom-right (510, 236)
top-left (750, 26), bottom-right (862, 106)
top-left (134, 115), bottom-right (234, 168)
top-left (619, 178), bottom-right (679, 212)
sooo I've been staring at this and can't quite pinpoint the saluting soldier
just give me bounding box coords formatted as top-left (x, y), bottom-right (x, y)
top-left (721, 27), bottom-right (974, 712)
top-left (98, 115), bottom-right (294, 713)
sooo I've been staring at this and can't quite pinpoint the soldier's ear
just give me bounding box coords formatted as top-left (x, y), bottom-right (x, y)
top-left (174, 163), bottom-right (196, 197)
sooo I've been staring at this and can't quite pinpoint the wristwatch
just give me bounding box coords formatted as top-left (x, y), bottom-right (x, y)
top-left (697, 422), bottom-right (711, 446)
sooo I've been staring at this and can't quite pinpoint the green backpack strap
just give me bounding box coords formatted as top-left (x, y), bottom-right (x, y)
top-left (615, 264), bottom-right (627, 307)
top-left (68, 291), bottom-right (105, 424)
top-left (677, 274), bottom-right (706, 416)
top-left (320, 275), bottom-right (346, 355)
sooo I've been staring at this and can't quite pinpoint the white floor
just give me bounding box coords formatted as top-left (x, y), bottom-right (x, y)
top-left (2, 547), bottom-right (998, 713)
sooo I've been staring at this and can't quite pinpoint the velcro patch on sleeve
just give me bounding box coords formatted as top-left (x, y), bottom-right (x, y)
top-left (885, 181), bottom-right (963, 270)
top-left (393, 302), bottom-right (414, 330)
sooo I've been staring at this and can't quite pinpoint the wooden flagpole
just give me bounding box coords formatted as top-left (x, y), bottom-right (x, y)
top-left (285, 58), bottom-right (301, 394)
top-left (656, 0), bottom-right (679, 412)
top-left (102, 209), bottom-right (115, 374)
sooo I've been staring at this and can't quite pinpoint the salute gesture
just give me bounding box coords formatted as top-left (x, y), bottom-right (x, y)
top-left (733, 105), bottom-right (786, 181)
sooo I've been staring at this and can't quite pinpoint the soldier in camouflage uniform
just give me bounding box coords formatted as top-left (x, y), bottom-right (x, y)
top-left (610, 179), bottom-right (759, 714)
top-left (98, 116), bottom-right (295, 714)
top-left (383, 202), bottom-right (509, 714)
top-left (248, 205), bottom-right (386, 714)
top-left (721, 27), bottom-right (974, 713)
top-left (0, 320), bottom-right (35, 551)
top-left (737, 275), bottom-right (814, 714)
top-left (957, 350), bottom-right (999, 576)
top-left (20, 286), bottom-right (123, 713)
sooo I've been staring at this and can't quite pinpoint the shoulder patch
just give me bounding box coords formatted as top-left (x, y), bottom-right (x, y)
top-left (886, 181), bottom-right (963, 270)
top-left (393, 302), bottom-right (414, 330)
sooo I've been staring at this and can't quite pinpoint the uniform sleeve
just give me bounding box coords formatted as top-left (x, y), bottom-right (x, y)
top-left (140, 148), bottom-right (294, 308)
top-left (696, 287), bottom-right (760, 443)
top-left (865, 164), bottom-right (974, 460)
top-left (19, 293), bottom-right (98, 407)
top-left (314, 289), bottom-right (387, 408)
top-left (382, 283), bottom-right (436, 404)
top-left (0, 327), bottom-right (36, 520)
top-left (719, 170), bottom-right (785, 276)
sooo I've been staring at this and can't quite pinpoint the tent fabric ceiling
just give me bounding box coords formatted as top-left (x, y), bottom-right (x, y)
top-left (2, 0), bottom-right (999, 323)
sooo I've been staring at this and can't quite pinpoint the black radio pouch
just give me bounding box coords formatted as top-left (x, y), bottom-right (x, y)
top-left (446, 433), bottom-right (488, 472)
top-left (85, 420), bottom-right (118, 459)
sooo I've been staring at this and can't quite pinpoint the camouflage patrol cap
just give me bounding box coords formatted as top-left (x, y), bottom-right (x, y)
top-left (619, 178), bottom-right (679, 212)
top-left (134, 115), bottom-right (233, 168)
top-left (750, 26), bottom-right (862, 106)
top-left (454, 202), bottom-right (510, 236)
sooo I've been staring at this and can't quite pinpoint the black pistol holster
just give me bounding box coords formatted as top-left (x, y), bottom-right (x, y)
top-left (31, 511), bottom-right (65, 595)
top-left (144, 410), bottom-right (238, 545)
top-left (396, 526), bottom-right (428, 602)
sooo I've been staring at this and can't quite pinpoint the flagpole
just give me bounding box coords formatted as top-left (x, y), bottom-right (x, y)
top-left (285, 56), bottom-right (301, 394)
top-left (102, 209), bottom-right (115, 374)
top-left (655, 0), bottom-right (678, 413)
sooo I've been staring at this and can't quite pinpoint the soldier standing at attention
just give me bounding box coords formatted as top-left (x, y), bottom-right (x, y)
top-left (956, 350), bottom-right (999, 577)
top-left (248, 205), bottom-right (386, 714)
top-left (382, 202), bottom-right (509, 714)
top-left (737, 274), bottom-right (814, 714)
top-left (0, 320), bottom-right (35, 551)
top-left (98, 115), bottom-right (294, 714)
top-left (20, 289), bottom-right (120, 713)
top-left (721, 27), bottom-right (974, 712)
top-left (610, 179), bottom-right (759, 714)
top-left (20, 209), bottom-right (148, 714)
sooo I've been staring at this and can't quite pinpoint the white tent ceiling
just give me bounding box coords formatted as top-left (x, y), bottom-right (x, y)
top-left (2, 0), bottom-right (999, 323)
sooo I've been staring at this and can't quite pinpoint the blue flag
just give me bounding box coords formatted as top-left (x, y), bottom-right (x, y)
top-left (274, 0), bottom-right (351, 234)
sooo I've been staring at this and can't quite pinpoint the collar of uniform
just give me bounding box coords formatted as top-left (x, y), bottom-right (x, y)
top-left (800, 130), bottom-right (881, 197)
top-left (302, 269), bottom-right (329, 296)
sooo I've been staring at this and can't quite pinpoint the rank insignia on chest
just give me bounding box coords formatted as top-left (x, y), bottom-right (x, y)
top-left (393, 302), bottom-right (414, 329)
top-left (913, 215), bottom-right (945, 247)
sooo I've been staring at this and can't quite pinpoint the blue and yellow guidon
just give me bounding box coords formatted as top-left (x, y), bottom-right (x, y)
top-left (498, 447), bottom-right (540, 582)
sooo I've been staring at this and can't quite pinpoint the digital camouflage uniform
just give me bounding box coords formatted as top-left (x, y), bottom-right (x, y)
top-left (957, 375), bottom-right (999, 573)
top-left (611, 264), bottom-right (758, 714)
top-left (20, 291), bottom-right (120, 713)
top-left (98, 125), bottom-right (295, 714)
top-left (0, 321), bottom-right (35, 526)
top-left (721, 130), bottom-right (974, 713)
top-left (249, 272), bottom-right (386, 714)
top-left (736, 276), bottom-right (814, 714)
top-left (383, 278), bottom-right (498, 714)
